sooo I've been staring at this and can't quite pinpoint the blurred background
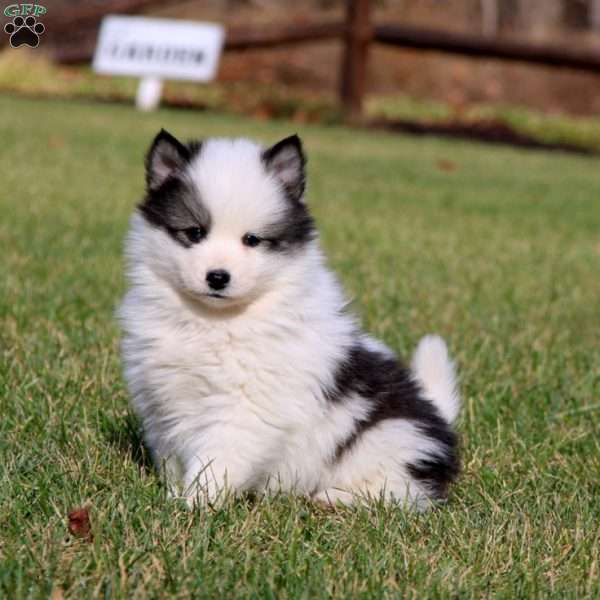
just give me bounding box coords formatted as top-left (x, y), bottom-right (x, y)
top-left (2, 0), bottom-right (600, 151)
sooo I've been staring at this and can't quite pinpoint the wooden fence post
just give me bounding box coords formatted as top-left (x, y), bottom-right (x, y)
top-left (340, 0), bottom-right (372, 121)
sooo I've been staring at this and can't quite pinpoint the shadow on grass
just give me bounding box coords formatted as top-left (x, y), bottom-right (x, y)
top-left (370, 117), bottom-right (598, 155)
top-left (100, 410), bottom-right (154, 473)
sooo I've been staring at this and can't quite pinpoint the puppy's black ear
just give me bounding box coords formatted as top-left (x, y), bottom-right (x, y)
top-left (145, 129), bottom-right (190, 190)
top-left (262, 135), bottom-right (306, 203)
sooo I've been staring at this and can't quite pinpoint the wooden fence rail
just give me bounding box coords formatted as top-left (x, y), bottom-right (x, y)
top-left (225, 21), bottom-right (345, 51)
top-left (374, 23), bottom-right (600, 72)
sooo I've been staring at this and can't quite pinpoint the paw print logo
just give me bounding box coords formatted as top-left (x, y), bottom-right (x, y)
top-left (4, 15), bottom-right (45, 48)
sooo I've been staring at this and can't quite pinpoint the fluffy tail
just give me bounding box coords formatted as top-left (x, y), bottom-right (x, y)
top-left (411, 335), bottom-right (460, 424)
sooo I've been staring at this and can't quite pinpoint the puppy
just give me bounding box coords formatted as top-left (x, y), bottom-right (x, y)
top-left (119, 130), bottom-right (460, 508)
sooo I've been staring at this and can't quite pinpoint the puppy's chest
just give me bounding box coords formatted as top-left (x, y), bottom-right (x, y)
top-left (148, 319), bottom-right (324, 410)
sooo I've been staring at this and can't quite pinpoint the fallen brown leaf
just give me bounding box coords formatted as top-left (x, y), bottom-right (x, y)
top-left (67, 507), bottom-right (93, 541)
top-left (50, 586), bottom-right (64, 600)
top-left (436, 159), bottom-right (458, 172)
top-left (47, 135), bottom-right (65, 149)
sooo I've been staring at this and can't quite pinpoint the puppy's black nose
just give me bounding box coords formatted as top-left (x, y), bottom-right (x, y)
top-left (206, 269), bottom-right (230, 291)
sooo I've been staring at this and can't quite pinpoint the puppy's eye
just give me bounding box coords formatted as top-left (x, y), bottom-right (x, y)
top-left (183, 226), bottom-right (206, 244)
top-left (242, 233), bottom-right (262, 248)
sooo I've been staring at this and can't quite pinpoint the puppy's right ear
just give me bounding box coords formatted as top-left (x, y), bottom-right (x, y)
top-left (145, 129), bottom-right (190, 190)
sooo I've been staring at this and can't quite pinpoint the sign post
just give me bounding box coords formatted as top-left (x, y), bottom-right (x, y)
top-left (93, 16), bottom-right (225, 111)
top-left (135, 77), bottom-right (163, 111)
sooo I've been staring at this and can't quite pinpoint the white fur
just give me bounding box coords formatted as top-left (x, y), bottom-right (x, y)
top-left (119, 137), bottom-right (459, 508)
top-left (411, 335), bottom-right (460, 424)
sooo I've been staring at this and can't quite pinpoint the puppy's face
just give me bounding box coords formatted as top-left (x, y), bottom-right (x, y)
top-left (138, 131), bottom-right (315, 310)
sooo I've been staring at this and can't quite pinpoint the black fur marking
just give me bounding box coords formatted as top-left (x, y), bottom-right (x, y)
top-left (327, 344), bottom-right (459, 499)
top-left (260, 135), bottom-right (315, 251)
top-left (261, 202), bottom-right (317, 253)
top-left (407, 456), bottom-right (458, 499)
top-left (140, 132), bottom-right (209, 248)
top-left (139, 176), bottom-right (211, 249)
top-left (262, 134), bottom-right (306, 204)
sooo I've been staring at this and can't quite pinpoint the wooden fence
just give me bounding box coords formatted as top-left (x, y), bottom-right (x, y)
top-left (16, 0), bottom-right (600, 119)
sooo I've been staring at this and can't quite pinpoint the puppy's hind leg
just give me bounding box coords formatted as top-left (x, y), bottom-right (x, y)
top-left (322, 419), bottom-right (455, 510)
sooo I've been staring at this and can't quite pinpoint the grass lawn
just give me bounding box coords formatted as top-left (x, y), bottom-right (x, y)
top-left (1, 95), bottom-right (599, 599)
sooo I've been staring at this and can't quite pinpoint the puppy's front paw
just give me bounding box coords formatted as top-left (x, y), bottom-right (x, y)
top-left (312, 487), bottom-right (355, 508)
top-left (184, 488), bottom-right (234, 510)
top-left (180, 478), bottom-right (232, 510)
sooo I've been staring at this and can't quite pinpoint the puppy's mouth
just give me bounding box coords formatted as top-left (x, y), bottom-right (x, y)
top-left (199, 291), bottom-right (249, 311)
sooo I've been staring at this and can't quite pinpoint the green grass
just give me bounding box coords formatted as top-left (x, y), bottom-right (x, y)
top-left (1, 95), bottom-right (599, 599)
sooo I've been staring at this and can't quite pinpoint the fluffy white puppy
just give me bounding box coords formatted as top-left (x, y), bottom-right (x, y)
top-left (119, 130), bottom-right (460, 509)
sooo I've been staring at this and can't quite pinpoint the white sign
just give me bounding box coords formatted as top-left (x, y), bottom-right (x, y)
top-left (93, 16), bottom-right (225, 82)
